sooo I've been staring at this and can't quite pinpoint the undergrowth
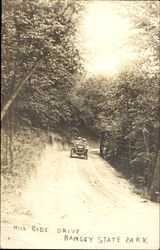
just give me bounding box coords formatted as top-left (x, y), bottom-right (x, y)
top-left (1, 127), bottom-right (51, 223)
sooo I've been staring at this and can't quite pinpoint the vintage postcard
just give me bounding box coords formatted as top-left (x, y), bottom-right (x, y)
top-left (1, 0), bottom-right (159, 249)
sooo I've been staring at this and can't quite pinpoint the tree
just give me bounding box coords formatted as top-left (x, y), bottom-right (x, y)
top-left (1, 0), bottom-right (84, 127)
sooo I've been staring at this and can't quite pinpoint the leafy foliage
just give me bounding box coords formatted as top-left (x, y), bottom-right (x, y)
top-left (1, 0), bottom-right (84, 129)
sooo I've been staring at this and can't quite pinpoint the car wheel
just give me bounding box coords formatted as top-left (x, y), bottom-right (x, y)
top-left (85, 154), bottom-right (88, 160)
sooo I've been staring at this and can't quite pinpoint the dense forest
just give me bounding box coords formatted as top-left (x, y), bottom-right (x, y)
top-left (1, 0), bottom-right (159, 202)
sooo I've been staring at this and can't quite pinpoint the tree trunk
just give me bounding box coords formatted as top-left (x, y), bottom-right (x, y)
top-left (142, 128), bottom-right (152, 188)
top-left (150, 151), bottom-right (160, 201)
top-left (100, 131), bottom-right (105, 157)
top-left (5, 121), bottom-right (9, 165)
top-left (128, 137), bottom-right (132, 165)
top-left (9, 123), bottom-right (13, 173)
top-left (150, 151), bottom-right (159, 188)
top-left (8, 109), bottom-right (14, 173)
top-left (150, 127), bottom-right (160, 189)
top-left (1, 58), bottom-right (42, 121)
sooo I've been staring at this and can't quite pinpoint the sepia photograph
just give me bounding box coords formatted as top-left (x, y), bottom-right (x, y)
top-left (1, 0), bottom-right (160, 249)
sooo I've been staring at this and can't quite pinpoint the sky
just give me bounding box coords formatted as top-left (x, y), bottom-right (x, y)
top-left (82, 1), bottom-right (135, 76)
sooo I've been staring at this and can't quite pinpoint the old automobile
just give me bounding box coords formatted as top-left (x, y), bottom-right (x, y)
top-left (70, 137), bottom-right (88, 160)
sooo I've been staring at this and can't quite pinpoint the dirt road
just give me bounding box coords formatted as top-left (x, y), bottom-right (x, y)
top-left (1, 144), bottom-right (159, 249)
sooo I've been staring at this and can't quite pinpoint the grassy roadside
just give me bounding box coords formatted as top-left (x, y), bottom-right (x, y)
top-left (1, 127), bottom-right (50, 224)
top-left (1, 127), bottom-right (48, 178)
